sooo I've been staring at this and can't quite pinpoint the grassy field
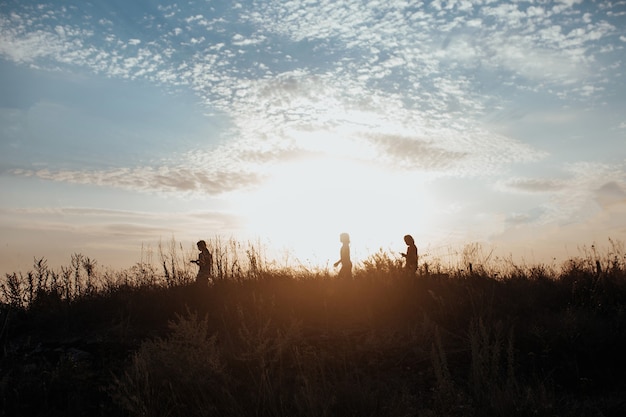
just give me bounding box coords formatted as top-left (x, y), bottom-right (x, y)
top-left (2, 240), bottom-right (626, 416)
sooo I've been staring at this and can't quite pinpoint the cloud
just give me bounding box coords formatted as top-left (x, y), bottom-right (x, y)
top-left (3, 0), bottom-right (615, 105)
top-left (505, 207), bottom-right (547, 226)
top-left (499, 178), bottom-right (566, 193)
top-left (0, 0), bottom-right (620, 196)
top-left (498, 162), bottom-right (626, 226)
top-left (364, 133), bottom-right (468, 171)
top-left (11, 165), bottom-right (262, 196)
top-left (3, 207), bottom-right (148, 217)
top-left (595, 181), bottom-right (626, 209)
top-left (0, 206), bottom-right (244, 243)
top-left (15, 220), bottom-right (168, 238)
top-left (197, 68), bottom-right (547, 177)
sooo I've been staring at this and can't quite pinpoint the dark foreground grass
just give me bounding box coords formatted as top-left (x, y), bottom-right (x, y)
top-left (2, 246), bottom-right (626, 417)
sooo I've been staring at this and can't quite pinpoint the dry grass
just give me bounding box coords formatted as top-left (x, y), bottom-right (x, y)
top-left (2, 239), bottom-right (626, 416)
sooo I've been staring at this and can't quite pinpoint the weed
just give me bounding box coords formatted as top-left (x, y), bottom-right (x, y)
top-left (1, 238), bottom-right (626, 416)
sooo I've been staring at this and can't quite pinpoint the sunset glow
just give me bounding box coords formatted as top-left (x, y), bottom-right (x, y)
top-left (1, 0), bottom-right (625, 274)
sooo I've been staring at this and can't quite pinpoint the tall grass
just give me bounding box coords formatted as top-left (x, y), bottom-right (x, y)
top-left (2, 238), bottom-right (626, 416)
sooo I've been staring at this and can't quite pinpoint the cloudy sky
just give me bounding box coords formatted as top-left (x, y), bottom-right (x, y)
top-left (1, 0), bottom-right (625, 274)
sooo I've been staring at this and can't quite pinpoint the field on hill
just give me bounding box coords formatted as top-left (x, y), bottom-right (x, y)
top-left (2, 239), bottom-right (626, 416)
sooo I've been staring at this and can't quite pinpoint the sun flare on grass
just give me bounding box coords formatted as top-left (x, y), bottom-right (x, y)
top-left (234, 142), bottom-right (439, 267)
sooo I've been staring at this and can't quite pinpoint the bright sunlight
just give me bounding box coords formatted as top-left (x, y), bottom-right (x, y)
top-left (234, 131), bottom-right (439, 267)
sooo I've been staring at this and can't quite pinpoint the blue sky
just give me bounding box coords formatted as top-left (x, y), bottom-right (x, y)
top-left (1, 0), bottom-right (625, 274)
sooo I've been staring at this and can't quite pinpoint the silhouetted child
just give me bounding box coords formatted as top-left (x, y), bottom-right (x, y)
top-left (191, 240), bottom-right (212, 286)
top-left (333, 232), bottom-right (352, 279)
top-left (401, 234), bottom-right (418, 275)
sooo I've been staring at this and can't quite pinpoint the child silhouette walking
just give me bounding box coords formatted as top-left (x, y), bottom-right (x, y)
top-left (334, 233), bottom-right (352, 279)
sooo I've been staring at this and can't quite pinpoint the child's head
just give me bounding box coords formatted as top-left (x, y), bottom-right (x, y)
top-left (197, 240), bottom-right (207, 250)
top-left (340, 233), bottom-right (350, 244)
top-left (403, 234), bottom-right (414, 245)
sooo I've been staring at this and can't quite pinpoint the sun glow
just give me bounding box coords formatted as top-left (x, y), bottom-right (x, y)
top-left (234, 147), bottom-right (439, 268)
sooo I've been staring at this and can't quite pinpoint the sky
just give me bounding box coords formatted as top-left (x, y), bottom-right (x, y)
top-left (1, 0), bottom-right (625, 275)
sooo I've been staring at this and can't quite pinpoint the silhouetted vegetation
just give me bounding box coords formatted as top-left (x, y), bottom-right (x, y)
top-left (2, 239), bottom-right (626, 416)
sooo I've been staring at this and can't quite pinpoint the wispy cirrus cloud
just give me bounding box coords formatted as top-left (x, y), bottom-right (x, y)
top-left (0, 206), bottom-right (243, 238)
top-left (11, 165), bottom-right (262, 196)
top-left (497, 161), bottom-right (626, 225)
top-left (498, 178), bottom-right (566, 193)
